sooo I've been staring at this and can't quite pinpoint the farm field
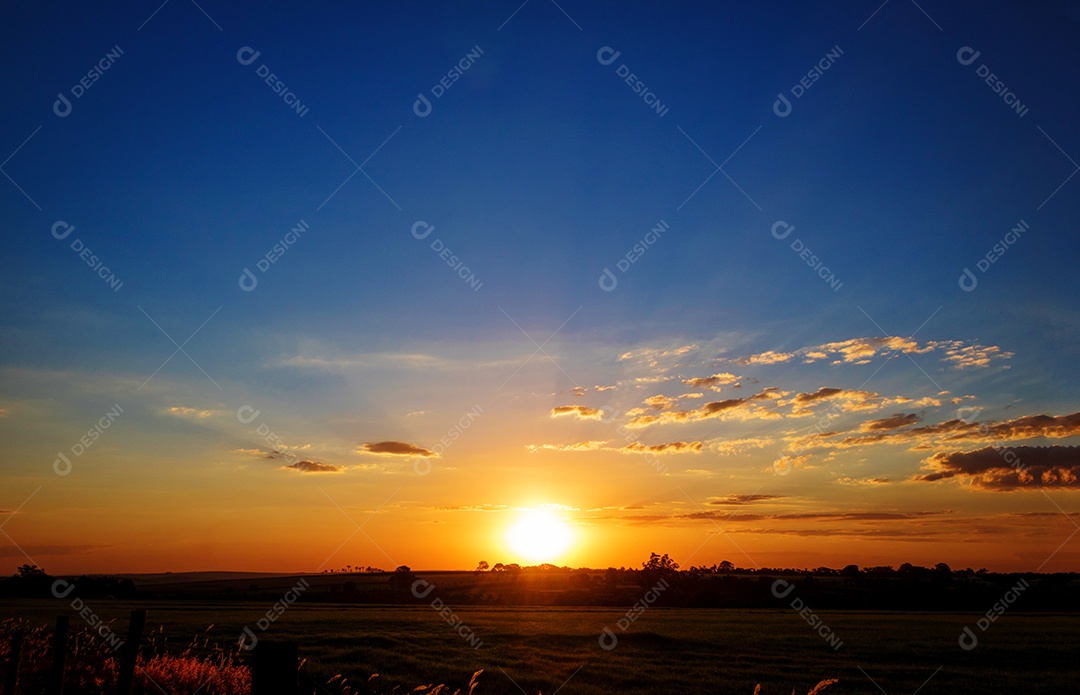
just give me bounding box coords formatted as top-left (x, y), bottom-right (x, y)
top-left (2, 600), bottom-right (1076, 694)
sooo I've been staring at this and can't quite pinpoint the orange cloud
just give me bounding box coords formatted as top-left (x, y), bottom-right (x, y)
top-left (526, 441), bottom-right (608, 453)
top-left (915, 446), bottom-right (1080, 489)
top-left (551, 405), bottom-right (604, 420)
top-left (360, 441), bottom-right (437, 457)
top-left (681, 372), bottom-right (740, 390)
top-left (285, 460), bottom-right (343, 473)
top-left (622, 441), bottom-right (703, 454)
top-left (859, 413), bottom-right (922, 431)
top-left (729, 337), bottom-right (1011, 369)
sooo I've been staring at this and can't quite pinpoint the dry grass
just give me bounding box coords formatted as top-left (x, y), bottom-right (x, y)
top-left (2, 619), bottom-right (834, 694)
top-left (752, 680), bottom-right (838, 695)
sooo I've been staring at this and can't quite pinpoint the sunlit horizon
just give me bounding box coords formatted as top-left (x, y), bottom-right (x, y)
top-left (1, 1), bottom-right (1078, 582)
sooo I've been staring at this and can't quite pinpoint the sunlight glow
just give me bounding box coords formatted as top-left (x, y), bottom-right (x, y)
top-left (505, 508), bottom-right (574, 563)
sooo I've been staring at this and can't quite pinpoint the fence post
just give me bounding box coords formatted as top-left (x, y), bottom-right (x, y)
top-left (251, 641), bottom-right (298, 695)
top-left (46, 615), bottom-right (69, 695)
top-left (115, 609), bottom-right (146, 695)
top-left (3, 629), bottom-right (23, 695)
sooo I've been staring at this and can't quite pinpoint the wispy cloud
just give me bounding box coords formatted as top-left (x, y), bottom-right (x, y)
top-left (527, 440), bottom-right (608, 453)
top-left (681, 372), bottom-right (740, 391)
top-left (285, 460), bottom-right (343, 473)
top-left (727, 336), bottom-right (1012, 369)
top-left (360, 441), bottom-right (437, 457)
top-left (551, 405), bottom-right (604, 420)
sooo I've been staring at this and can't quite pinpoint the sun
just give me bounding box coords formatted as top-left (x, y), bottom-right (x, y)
top-left (505, 508), bottom-right (575, 563)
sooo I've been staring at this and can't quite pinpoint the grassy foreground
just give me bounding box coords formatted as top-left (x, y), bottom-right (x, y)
top-left (1, 600), bottom-right (1076, 693)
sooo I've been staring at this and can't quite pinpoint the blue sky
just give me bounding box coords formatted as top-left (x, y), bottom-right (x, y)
top-left (2, 1), bottom-right (1079, 573)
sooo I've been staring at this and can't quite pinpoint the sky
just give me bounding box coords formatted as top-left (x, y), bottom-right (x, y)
top-left (1, 1), bottom-right (1079, 575)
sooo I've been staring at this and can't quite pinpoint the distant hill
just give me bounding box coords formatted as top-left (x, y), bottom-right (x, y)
top-left (113, 571), bottom-right (306, 587)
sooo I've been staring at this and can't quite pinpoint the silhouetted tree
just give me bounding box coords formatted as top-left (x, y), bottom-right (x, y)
top-left (640, 552), bottom-right (680, 588)
top-left (388, 565), bottom-right (417, 595)
top-left (16, 564), bottom-right (45, 578)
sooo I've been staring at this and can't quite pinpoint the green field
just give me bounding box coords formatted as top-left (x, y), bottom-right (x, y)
top-left (2, 600), bottom-right (1076, 693)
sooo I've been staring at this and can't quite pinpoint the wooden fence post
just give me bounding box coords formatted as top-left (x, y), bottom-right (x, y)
top-left (3, 629), bottom-right (23, 695)
top-left (46, 615), bottom-right (69, 695)
top-left (251, 641), bottom-right (299, 695)
top-left (115, 609), bottom-right (146, 695)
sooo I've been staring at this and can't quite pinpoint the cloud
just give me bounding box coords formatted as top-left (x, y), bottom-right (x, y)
top-left (736, 350), bottom-right (794, 365)
top-left (360, 441), bottom-right (437, 457)
top-left (285, 460), bottom-right (343, 473)
top-left (772, 454), bottom-right (811, 473)
top-left (789, 387), bottom-right (844, 407)
top-left (235, 447), bottom-right (301, 461)
top-left (836, 476), bottom-right (891, 486)
top-left (602, 509), bottom-right (952, 534)
top-left (633, 385), bottom-right (936, 426)
top-left (940, 342), bottom-right (1014, 369)
top-left (859, 413), bottom-right (922, 431)
top-left (527, 439), bottom-right (701, 455)
top-left (710, 437), bottom-right (773, 455)
top-left (617, 344), bottom-right (697, 368)
top-left (681, 372), bottom-right (740, 391)
top-left (915, 446), bottom-right (1080, 489)
top-left (569, 387), bottom-right (587, 397)
top-left (406, 410), bottom-right (428, 417)
top-left (551, 405), bottom-right (604, 420)
top-left (804, 337), bottom-right (932, 364)
top-left (622, 441), bottom-right (703, 454)
top-left (527, 440), bottom-right (608, 453)
top-left (164, 406), bottom-right (215, 418)
top-left (838, 411), bottom-right (1080, 451)
top-left (729, 337), bottom-right (1012, 370)
top-left (749, 387), bottom-right (787, 401)
top-left (707, 494), bottom-right (784, 505)
top-left (626, 387), bottom-right (784, 428)
top-left (643, 395), bottom-right (678, 410)
top-left (782, 387), bottom-right (940, 414)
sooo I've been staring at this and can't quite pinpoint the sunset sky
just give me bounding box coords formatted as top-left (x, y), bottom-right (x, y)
top-left (2, 2), bottom-right (1079, 575)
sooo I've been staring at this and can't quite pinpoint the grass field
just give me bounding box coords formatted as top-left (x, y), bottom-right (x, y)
top-left (2, 600), bottom-right (1076, 693)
